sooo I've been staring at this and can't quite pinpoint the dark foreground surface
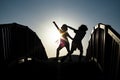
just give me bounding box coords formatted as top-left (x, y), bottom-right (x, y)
top-left (1, 58), bottom-right (104, 80)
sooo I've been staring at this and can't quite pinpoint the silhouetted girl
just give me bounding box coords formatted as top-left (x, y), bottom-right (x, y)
top-left (61, 24), bottom-right (88, 62)
top-left (53, 21), bottom-right (73, 61)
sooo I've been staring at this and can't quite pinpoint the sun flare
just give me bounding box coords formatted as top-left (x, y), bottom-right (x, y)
top-left (47, 20), bottom-right (69, 45)
top-left (48, 29), bottom-right (61, 45)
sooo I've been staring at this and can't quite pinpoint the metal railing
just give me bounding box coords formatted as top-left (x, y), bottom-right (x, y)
top-left (0, 23), bottom-right (48, 67)
top-left (86, 23), bottom-right (120, 80)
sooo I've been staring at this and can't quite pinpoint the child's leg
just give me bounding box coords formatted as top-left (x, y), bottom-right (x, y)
top-left (78, 43), bottom-right (83, 61)
top-left (61, 42), bottom-right (76, 62)
top-left (56, 46), bottom-right (62, 60)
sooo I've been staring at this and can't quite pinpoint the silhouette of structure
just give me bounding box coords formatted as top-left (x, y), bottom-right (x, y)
top-left (86, 23), bottom-right (120, 80)
top-left (0, 23), bottom-right (48, 67)
top-left (0, 22), bottom-right (119, 80)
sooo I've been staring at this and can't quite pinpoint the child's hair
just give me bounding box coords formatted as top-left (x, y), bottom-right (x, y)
top-left (61, 24), bottom-right (68, 31)
top-left (78, 24), bottom-right (88, 31)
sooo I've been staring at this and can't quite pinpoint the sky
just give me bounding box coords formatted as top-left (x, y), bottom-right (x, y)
top-left (0, 0), bottom-right (120, 58)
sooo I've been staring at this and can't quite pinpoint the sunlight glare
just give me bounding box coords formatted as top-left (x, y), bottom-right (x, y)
top-left (48, 28), bottom-right (60, 45)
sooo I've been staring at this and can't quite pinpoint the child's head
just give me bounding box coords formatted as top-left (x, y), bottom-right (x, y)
top-left (78, 24), bottom-right (88, 31)
top-left (61, 24), bottom-right (68, 31)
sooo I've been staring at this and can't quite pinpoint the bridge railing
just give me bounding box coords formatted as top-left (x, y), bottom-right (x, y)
top-left (0, 23), bottom-right (48, 67)
top-left (86, 23), bottom-right (120, 80)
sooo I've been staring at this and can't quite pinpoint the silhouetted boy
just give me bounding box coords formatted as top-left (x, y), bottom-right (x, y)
top-left (61, 24), bottom-right (88, 62)
top-left (53, 21), bottom-right (73, 62)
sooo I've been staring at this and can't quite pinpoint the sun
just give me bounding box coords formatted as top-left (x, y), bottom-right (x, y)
top-left (48, 28), bottom-right (61, 45)
top-left (38, 19), bottom-right (75, 58)
top-left (47, 20), bottom-right (66, 45)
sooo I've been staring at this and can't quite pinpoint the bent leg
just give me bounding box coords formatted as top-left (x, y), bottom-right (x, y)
top-left (61, 42), bottom-right (76, 62)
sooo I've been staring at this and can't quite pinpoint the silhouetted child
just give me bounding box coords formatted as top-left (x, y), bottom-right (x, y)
top-left (61, 24), bottom-right (88, 62)
top-left (53, 21), bottom-right (73, 62)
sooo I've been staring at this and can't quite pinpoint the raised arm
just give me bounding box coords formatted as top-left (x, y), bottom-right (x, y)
top-left (53, 21), bottom-right (59, 30)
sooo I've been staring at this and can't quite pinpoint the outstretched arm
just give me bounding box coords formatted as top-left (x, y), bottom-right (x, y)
top-left (67, 26), bottom-right (76, 31)
top-left (53, 21), bottom-right (59, 30)
top-left (68, 34), bottom-right (73, 40)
